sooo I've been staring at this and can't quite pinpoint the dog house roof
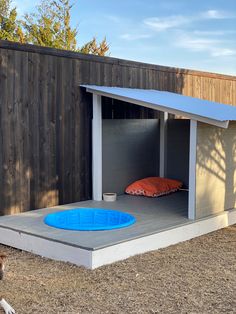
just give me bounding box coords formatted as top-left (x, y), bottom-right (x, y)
top-left (81, 85), bottom-right (236, 128)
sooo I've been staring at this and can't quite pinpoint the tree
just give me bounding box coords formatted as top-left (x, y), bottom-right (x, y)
top-left (0, 0), bottom-right (109, 56)
top-left (22, 0), bottom-right (77, 50)
top-left (0, 0), bottom-right (25, 42)
top-left (23, 0), bottom-right (109, 55)
top-left (80, 37), bottom-right (109, 57)
top-left (0, 0), bottom-right (10, 16)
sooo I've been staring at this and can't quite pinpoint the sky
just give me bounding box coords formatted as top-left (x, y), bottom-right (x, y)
top-left (12, 0), bottom-right (236, 75)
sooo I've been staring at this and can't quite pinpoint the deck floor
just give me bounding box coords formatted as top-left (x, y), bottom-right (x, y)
top-left (0, 191), bottom-right (189, 250)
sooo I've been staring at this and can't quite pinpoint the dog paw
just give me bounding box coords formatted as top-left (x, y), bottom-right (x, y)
top-left (4, 304), bottom-right (15, 314)
top-left (0, 299), bottom-right (15, 314)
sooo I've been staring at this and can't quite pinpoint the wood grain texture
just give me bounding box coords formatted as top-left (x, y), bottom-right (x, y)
top-left (0, 40), bottom-right (235, 215)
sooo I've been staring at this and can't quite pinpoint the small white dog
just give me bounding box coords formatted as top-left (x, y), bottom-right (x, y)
top-left (0, 253), bottom-right (15, 314)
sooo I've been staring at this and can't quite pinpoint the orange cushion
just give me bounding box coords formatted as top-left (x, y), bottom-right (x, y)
top-left (125, 177), bottom-right (182, 197)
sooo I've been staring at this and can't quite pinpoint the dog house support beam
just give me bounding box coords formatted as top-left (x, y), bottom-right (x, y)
top-left (92, 94), bottom-right (102, 201)
top-left (188, 119), bottom-right (197, 220)
top-left (159, 112), bottom-right (168, 177)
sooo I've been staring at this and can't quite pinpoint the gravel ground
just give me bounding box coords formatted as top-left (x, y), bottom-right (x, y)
top-left (0, 225), bottom-right (236, 314)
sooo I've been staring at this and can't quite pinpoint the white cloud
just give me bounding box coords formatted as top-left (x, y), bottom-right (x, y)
top-left (176, 33), bottom-right (236, 57)
top-left (105, 15), bottom-right (121, 23)
top-left (144, 10), bottom-right (235, 32)
top-left (211, 48), bottom-right (236, 57)
top-left (144, 15), bottom-right (190, 31)
top-left (201, 10), bottom-right (234, 19)
top-left (177, 36), bottom-right (221, 51)
top-left (193, 30), bottom-right (236, 36)
top-left (120, 33), bottom-right (152, 41)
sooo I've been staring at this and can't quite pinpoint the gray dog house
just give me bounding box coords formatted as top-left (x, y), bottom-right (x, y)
top-left (1, 85), bottom-right (236, 270)
top-left (82, 85), bottom-right (236, 221)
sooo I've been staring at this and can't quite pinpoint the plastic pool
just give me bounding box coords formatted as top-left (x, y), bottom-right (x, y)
top-left (44, 208), bottom-right (136, 231)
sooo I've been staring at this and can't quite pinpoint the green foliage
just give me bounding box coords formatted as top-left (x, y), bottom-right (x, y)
top-left (0, 0), bottom-right (25, 42)
top-left (0, 0), bottom-right (109, 56)
top-left (23, 0), bottom-right (78, 50)
top-left (80, 37), bottom-right (109, 56)
top-left (0, 0), bottom-right (10, 16)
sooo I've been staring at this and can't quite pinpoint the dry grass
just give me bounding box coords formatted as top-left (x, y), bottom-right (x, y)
top-left (1, 225), bottom-right (236, 314)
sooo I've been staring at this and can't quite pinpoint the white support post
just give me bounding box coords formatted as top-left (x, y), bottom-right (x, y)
top-left (159, 112), bottom-right (168, 177)
top-left (188, 119), bottom-right (197, 220)
top-left (92, 94), bottom-right (102, 201)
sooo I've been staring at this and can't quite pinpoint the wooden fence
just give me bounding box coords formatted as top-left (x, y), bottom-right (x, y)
top-left (0, 40), bottom-right (235, 215)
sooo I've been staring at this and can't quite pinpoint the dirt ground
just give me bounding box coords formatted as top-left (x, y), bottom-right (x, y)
top-left (0, 225), bottom-right (236, 314)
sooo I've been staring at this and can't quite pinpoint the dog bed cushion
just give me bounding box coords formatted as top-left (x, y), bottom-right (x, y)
top-left (125, 177), bottom-right (182, 197)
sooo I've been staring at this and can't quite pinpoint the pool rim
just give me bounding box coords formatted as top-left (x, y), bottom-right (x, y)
top-left (44, 207), bottom-right (136, 231)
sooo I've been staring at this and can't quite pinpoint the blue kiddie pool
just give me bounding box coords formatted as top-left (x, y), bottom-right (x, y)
top-left (44, 208), bottom-right (136, 231)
